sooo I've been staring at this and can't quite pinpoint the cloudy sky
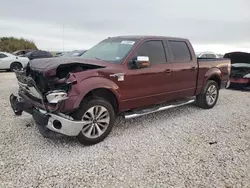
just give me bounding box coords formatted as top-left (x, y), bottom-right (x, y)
top-left (0, 0), bottom-right (250, 53)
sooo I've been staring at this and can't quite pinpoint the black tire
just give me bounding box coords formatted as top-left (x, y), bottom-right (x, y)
top-left (10, 62), bottom-right (22, 71)
top-left (72, 98), bottom-right (116, 145)
top-left (196, 80), bottom-right (219, 109)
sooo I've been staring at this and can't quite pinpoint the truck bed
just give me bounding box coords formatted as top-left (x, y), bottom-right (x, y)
top-left (195, 58), bottom-right (230, 94)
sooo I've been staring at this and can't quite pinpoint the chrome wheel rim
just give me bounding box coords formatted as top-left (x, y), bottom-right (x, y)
top-left (81, 105), bottom-right (110, 139)
top-left (206, 85), bottom-right (217, 105)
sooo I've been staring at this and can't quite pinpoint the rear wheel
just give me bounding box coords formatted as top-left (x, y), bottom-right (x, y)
top-left (196, 80), bottom-right (219, 109)
top-left (72, 98), bottom-right (116, 145)
top-left (10, 62), bottom-right (22, 71)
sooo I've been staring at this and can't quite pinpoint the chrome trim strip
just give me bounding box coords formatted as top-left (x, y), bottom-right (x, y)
top-left (124, 99), bottom-right (195, 120)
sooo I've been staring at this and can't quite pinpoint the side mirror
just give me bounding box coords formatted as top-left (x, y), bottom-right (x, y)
top-left (129, 56), bottom-right (150, 69)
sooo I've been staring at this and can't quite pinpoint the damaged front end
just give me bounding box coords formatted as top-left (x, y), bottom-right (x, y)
top-left (10, 60), bottom-right (105, 138)
top-left (13, 65), bottom-right (75, 113)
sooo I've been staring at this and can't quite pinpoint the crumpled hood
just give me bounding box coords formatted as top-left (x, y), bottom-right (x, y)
top-left (28, 57), bottom-right (116, 77)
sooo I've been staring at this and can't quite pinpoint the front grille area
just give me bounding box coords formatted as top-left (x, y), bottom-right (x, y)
top-left (19, 89), bottom-right (42, 103)
top-left (29, 69), bottom-right (50, 94)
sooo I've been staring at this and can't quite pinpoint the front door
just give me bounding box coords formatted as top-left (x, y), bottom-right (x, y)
top-left (120, 40), bottom-right (174, 110)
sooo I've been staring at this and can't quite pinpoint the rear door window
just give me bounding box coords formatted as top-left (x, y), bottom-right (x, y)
top-left (169, 41), bottom-right (191, 62)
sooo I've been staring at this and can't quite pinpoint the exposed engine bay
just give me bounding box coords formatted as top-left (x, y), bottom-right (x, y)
top-left (15, 60), bottom-right (105, 107)
top-left (230, 63), bottom-right (250, 78)
top-left (23, 62), bottom-right (104, 93)
top-left (56, 63), bottom-right (104, 79)
top-left (224, 52), bottom-right (250, 89)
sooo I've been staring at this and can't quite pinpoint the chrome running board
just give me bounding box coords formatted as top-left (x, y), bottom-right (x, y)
top-left (124, 99), bottom-right (195, 120)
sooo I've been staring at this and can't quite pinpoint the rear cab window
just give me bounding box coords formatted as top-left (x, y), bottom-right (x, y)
top-left (168, 40), bottom-right (192, 62)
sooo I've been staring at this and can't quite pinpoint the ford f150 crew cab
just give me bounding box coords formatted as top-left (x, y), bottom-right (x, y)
top-left (10, 36), bottom-right (231, 145)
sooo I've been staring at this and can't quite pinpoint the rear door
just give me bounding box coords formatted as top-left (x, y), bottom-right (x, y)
top-left (121, 40), bottom-right (173, 109)
top-left (166, 40), bottom-right (198, 97)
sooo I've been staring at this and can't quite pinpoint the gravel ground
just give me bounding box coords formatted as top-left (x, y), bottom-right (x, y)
top-left (0, 72), bottom-right (250, 188)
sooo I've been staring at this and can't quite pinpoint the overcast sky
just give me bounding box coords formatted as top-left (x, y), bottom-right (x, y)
top-left (0, 0), bottom-right (250, 53)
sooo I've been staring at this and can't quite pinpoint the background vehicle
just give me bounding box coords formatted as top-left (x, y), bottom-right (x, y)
top-left (197, 51), bottom-right (220, 58)
top-left (60, 50), bottom-right (87, 57)
top-left (224, 52), bottom-right (250, 90)
top-left (0, 52), bottom-right (29, 71)
top-left (54, 52), bottom-right (68, 57)
top-left (55, 52), bottom-right (63, 57)
top-left (12, 49), bottom-right (35, 56)
top-left (10, 35), bottom-right (230, 145)
top-left (23, 50), bottom-right (53, 60)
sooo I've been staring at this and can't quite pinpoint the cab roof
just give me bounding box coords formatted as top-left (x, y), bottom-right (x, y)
top-left (110, 35), bottom-right (188, 41)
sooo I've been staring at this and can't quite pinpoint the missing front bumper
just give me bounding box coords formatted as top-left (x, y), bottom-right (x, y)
top-left (9, 94), bottom-right (85, 137)
top-left (10, 94), bottom-right (33, 115)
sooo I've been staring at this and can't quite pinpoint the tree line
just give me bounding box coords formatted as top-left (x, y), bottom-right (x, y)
top-left (0, 37), bottom-right (38, 53)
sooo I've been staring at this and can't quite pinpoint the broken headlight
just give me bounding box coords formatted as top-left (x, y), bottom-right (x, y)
top-left (46, 91), bottom-right (68, 104)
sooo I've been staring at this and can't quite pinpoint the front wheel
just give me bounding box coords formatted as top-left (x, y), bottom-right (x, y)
top-left (196, 80), bottom-right (219, 109)
top-left (72, 98), bottom-right (116, 145)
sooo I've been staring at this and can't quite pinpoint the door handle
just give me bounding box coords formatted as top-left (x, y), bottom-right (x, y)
top-left (164, 69), bottom-right (172, 73)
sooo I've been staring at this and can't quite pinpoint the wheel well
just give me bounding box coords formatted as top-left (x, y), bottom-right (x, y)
top-left (208, 75), bottom-right (221, 89)
top-left (84, 88), bottom-right (119, 114)
top-left (10, 62), bottom-right (22, 68)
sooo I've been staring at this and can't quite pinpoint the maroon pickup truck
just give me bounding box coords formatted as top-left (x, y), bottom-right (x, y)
top-left (10, 36), bottom-right (231, 145)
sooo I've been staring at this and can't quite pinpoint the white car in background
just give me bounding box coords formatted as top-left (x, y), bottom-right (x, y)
top-left (0, 52), bottom-right (29, 71)
top-left (197, 51), bottom-right (220, 58)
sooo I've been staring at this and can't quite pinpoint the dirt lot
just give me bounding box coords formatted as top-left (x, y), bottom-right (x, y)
top-left (0, 72), bottom-right (250, 188)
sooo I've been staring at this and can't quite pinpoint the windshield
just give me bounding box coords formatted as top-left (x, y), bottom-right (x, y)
top-left (80, 38), bottom-right (138, 63)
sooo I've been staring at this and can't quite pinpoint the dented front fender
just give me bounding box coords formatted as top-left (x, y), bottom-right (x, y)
top-left (59, 73), bottom-right (121, 113)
